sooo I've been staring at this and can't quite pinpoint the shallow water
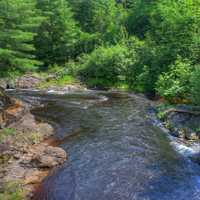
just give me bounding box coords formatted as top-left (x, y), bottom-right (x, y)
top-left (9, 90), bottom-right (200, 200)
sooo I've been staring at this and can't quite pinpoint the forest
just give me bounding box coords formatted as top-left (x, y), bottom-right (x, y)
top-left (0, 0), bottom-right (200, 104)
top-left (2, 1), bottom-right (200, 199)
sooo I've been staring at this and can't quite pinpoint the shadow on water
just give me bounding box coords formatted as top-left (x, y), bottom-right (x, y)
top-left (8, 90), bottom-right (200, 200)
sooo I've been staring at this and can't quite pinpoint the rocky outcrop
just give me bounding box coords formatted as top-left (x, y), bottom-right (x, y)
top-left (0, 74), bottom-right (43, 89)
top-left (0, 86), bottom-right (25, 128)
top-left (0, 86), bottom-right (13, 108)
top-left (16, 74), bottom-right (43, 89)
top-left (30, 145), bottom-right (67, 168)
top-left (0, 87), bottom-right (67, 198)
top-left (159, 105), bottom-right (200, 140)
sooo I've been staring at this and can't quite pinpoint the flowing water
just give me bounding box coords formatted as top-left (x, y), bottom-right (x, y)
top-left (9, 90), bottom-right (200, 200)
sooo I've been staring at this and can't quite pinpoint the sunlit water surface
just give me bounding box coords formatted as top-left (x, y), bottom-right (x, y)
top-left (9, 90), bottom-right (200, 200)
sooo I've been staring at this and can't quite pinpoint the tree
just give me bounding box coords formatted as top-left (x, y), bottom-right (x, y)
top-left (68, 0), bottom-right (126, 44)
top-left (79, 45), bottom-right (129, 89)
top-left (126, 0), bottom-right (156, 38)
top-left (0, 0), bottom-right (42, 76)
top-left (126, 0), bottom-right (200, 93)
top-left (190, 65), bottom-right (200, 105)
top-left (34, 0), bottom-right (80, 67)
top-left (156, 58), bottom-right (192, 102)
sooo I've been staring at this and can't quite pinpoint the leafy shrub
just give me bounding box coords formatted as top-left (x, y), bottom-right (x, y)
top-left (125, 37), bottom-right (158, 93)
top-left (79, 45), bottom-right (129, 89)
top-left (156, 58), bottom-right (192, 102)
top-left (190, 65), bottom-right (200, 105)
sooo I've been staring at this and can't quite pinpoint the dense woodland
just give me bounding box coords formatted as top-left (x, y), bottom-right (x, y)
top-left (0, 0), bottom-right (200, 104)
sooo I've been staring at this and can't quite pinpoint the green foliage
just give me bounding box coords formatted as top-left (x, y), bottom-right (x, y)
top-left (126, 0), bottom-right (200, 95)
top-left (0, 0), bottom-right (42, 76)
top-left (39, 64), bottom-right (77, 89)
top-left (156, 103), bottom-right (173, 120)
top-left (149, 0), bottom-right (200, 59)
top-left (34, 0), bottom-right (80, 67)
top-left (126, 0), bottom-right (155, 38)
top-left (0, 128), bottom-right (16, 143)
top-left (125, 37), bottom-right (154, 92)
top-left (190, 65), bottom-right (200, 105)
top-left (1, 0), bottom-right (200, 106)
top-left (156, 58), bottom-right (192, 101)
top-left (79, 45), bottom-right (129, 88)
top-left (68, 0), bottom-right (126, 44)
top-left (0, 181), bottom-right (24, 200)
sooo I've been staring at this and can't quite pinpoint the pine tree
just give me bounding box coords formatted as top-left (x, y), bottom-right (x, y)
top-left (34, 0), bottom-right (80, 67)
top-left (0, 0), bottom-right (42, 76)
top-left (68, 0), bottom-right (126, 44)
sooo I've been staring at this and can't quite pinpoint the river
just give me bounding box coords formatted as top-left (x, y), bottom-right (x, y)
top-left (9, 90), bottom-right (200, 200)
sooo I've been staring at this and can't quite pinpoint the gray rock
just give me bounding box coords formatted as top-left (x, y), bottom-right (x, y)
top-left (184, 129), bottom-right (199, 140)
top-left (16, 74), bottom-right (42, 89)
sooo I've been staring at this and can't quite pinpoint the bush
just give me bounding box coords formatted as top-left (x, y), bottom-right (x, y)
top-left (156, 58), bottom-right (192, 102)
top-left (190, 65), bottom-right (200, 105)
top-left (125, 37), bottom-right (159, 93)
top-left (79, 45), bottom-right (129, 89)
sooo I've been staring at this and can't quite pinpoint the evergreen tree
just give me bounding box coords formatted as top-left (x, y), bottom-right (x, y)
top-left (0, 0), bottom-right (42, 76)
top-left (68, 0), bottom-right (126, 44)
top-left (34, 0), bottom-right (80, 67)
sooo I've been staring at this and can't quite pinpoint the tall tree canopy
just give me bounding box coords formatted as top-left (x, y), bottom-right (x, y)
top-left (34, 0), bottom-right (80, 67)
top-left (0, 0), bottom-right (42, 76)
top-left (0, 0), bottom-right (200, 104)
top-left (68, 0), bottom-right (126, 44)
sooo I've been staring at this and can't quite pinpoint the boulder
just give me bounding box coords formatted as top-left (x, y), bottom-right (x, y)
top-left (31, 146), bottom-right (67, 168)
top-left (24, 170), bottom-right (48, 185)
top-left (0, 87), bottom-right (25, 128)
top-left (16, 74), bottom-right (42, 89)
top-left (0, 99), bottom-right (28, 128)
top-left (0, 79), bottom-right (16, 89)
top-left (0, 87), bottom-right (13, 109)
top-left (184, 129), bottom-right (199, 140)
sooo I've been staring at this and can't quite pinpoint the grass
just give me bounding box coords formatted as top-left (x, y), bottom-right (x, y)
top-left (0, 181), bottom-right (25, 200)
top-left (115, 83), bottom-right (129, 91)
top-left (38, 74), bottom-right (78, 89)
top-left (0, 128), bottom-right (16, 143)
top-left (155, 103), bottom-right (174, 121)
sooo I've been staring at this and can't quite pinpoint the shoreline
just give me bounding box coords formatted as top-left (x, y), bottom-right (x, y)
top-left (1, 81), bottom-right (200, 199)
top-left (0, 91), bottom-right (68, 199)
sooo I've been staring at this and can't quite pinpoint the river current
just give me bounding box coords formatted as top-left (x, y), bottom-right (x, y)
top-left (9, 90), bottom-right (200, 200)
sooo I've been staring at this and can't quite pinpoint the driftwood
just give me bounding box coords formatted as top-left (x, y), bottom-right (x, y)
top-left (164, 108), bottom-right (200, 116)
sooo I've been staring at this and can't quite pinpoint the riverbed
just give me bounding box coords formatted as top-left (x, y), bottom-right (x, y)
top-left (9, 90), bottom-right (200, 200)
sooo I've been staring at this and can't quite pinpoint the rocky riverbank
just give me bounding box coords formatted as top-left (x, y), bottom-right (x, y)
top-left (155, 104), bottom-right (200, 141)
top-left (0, 73), bottom-right (86, 93)
top-left (0, 87), bottom-right (67, 199)
top-left (149, 102), bottom-right (200, 164)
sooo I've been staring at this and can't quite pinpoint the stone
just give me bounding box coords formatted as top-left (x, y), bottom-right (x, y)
top-left (16, 74), bottom-right (42, 89)
top-left (0, 87), bottom-right (22, 128)
top-left (31, 146), bottom-right (67, 168)
top-left (24, 170), bottom-right (48, 185)
top-left (185, 130), bottom-right (199, 140)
